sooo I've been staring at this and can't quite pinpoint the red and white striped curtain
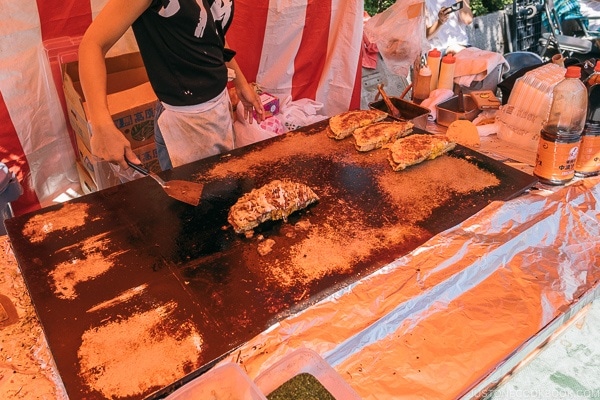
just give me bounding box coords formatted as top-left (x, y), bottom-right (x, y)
top-left (228, 0), bottom-right (363, 116)
top-left (0, 0), bottom-right (363, 217)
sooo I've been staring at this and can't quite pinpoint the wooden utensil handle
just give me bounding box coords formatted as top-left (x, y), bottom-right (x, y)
top-left (400, 83), bottom-right (413, 100)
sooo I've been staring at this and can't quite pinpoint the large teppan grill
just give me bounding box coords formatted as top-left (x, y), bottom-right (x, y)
top-left (5, 121), bottom-right (537, 399)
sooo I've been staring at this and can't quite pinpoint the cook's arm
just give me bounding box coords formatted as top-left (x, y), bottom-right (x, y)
top-left (459, 0), bottom-right (474, 25)
top-left (79, 0), bottom-right (152, 169)
top-left (225, 41), bottom-right (265, 124)
top-left (426, 7), bottom-right (450, 39)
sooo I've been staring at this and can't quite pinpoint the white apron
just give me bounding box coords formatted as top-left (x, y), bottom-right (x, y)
top-left (157, 88), bottom-right (235, 168)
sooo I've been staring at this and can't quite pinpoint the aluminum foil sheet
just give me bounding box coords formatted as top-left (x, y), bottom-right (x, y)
top-left (221, 176), bottom-right (600, 399)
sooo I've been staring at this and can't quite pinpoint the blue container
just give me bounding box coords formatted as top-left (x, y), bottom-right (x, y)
top-left (0, 163), bottom-right (23, 235)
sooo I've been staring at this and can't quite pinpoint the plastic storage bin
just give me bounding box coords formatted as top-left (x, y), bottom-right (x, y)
top-left (0, 163), bottom-right (23, 235)
top-left (255, 348), bottom-right (361, 400)
top-left (505, 0), bottom-right (544, 53)
top-left (41, 36), bottom-right (82, 156)
top-left (165, 362), bottom-right (266, 400)
top-left (496, 63), bottom-right (565, 150)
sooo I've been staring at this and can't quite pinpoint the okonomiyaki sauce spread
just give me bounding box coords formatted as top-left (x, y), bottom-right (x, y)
top-left (22, 202), bottom-right (91, 243)
top-left (78, 301), bottom-right (203, 398)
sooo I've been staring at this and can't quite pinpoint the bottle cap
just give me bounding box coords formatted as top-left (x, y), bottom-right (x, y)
top-left (428, 48), bottom-right (441, 58)
top-left (595, 60), bottom-right (600, 72)
top-left (565, 65), bottom-right (581, 78)
top-left (442, 54), bottom-right (456, 64)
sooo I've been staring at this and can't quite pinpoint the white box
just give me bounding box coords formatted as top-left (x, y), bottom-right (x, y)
top-left (166, 362), bottom-right (266, 400)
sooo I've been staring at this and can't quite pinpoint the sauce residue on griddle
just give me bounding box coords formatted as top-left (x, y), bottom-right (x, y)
top-left (78, 301), bottom-right (203, 399)
top-left (22, 202), bottom-right (91, 243)
top-left (377, 156), bottom-right (500, 222)
top-left (87, 284), bottom-right (149, 313)
top-left (203, 133), bottom-right (340, 181)
top-left (50, 233), bottom-right (127, 300)
top-left (245, 202), bottom-right (424, 290)
top-left (212, 128), bottom-right (501, 291)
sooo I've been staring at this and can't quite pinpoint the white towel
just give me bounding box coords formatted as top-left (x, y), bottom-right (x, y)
top-left (453, 47), bottom-right (508, 87)
top-left (420, 88), bottom-right (455, 121)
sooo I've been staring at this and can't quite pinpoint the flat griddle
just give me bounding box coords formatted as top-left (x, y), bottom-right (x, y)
top-left (5, 120), bottom-right (537, 399)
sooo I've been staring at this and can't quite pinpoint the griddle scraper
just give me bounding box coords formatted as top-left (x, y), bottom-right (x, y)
top-left (126, 159), bottom-right (202, 206)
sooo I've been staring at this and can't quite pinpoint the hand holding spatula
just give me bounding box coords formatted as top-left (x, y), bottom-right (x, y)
top-left (126, 159), bottom-right (203, 206)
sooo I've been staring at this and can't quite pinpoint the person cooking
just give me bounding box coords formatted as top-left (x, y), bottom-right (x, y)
top-left (425, 0), bottom-right (473, 55)
top-left (78, 0), bottom-right (264, 171)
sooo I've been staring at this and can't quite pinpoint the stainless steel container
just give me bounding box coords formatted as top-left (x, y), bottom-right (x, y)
top-left (369, 97), bottom-right (430, 130)
top-left (436, 94), bottom-right (480, 127)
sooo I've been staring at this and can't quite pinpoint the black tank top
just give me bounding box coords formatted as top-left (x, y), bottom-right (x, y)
top-left (132, 0), bottom-right (235, 106)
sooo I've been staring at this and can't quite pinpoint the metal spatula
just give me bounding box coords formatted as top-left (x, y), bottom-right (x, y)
top-left (126, 159), bottom-right (202, 206)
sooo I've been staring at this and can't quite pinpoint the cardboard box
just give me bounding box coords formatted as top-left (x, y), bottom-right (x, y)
top-left (75, 161), bottom-right (97, 195)
top-left (75, 133), bottom-right (160, 191)
top-left (63, 52), bottom-right (157, 151)
top-left (255, 92), bottom-right (279, 120)
top-left (469, 90), bottom-right (501, 110)
top-left (75, 135), bottom-right (121, 190)
top-left (132, 142), bottom-right (161, 174)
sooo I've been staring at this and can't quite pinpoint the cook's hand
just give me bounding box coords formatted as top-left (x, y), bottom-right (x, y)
top-left (90, 122), bottom-right (139, 170)
top-left (445, 43), bottom-right (466, 55)
top-left (237, 83), bottom-right (265, 124)
top-left (438, 7), bottom-right (451, 23)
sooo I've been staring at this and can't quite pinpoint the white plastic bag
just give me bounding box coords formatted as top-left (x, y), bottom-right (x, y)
top-left (363, 0), bottom-right (429, 77)
top-left (275, 96), bottom-right (327, 132)
top-left (233, 96), bottom-right (328, 147)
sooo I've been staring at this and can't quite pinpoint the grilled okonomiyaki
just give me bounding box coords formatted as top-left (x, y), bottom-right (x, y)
top-left (228, 179), bottom-right (319, 234)
top-left (388, 134), bottom-right (456, 171)
top-left (327, 109), bottom-right (388, 140)
top-left (353, 120), bottom-right (414, 152)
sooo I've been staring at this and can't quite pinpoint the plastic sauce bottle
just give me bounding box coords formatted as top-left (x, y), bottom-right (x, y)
top-left (427, 48), bottom-right (442, 93)
top-left (575, 83), bottom-right (600, 177)
top-left (575, 122), bottom-right (600, 176)
top-left (413, 66), bottom-right (432, 104)
top-left (437, 54), bottom-right (456, 91)
top-left (534, 66), bottom-right (588, 185)
top-left (585, 60), bottom-right (600, 87)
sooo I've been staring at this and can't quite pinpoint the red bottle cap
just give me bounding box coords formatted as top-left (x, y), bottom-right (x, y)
top-left (595, 61), bottom-right (600, 72)
top-left (442, 54), bottom-right (456, 64)
top-left (565, 65), bottom-right (581, 78)
top-left (428, 48), bottom-right (441, 58)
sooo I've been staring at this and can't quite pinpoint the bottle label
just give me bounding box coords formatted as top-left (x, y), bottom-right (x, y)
top-left (587, 75), bottom-right (600, 87)
top-left (534, 136), bottom-right (581, 183)
top-left (575, 135), bottom-right (600, 174)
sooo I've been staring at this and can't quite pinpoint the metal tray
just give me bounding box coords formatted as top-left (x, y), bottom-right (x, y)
top-left (436, 94), bottom-right (481, 127)
top-left (369, 97), bottom-right (430, 130)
